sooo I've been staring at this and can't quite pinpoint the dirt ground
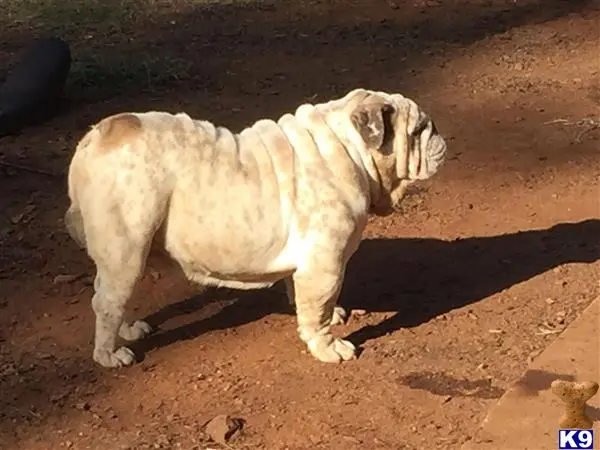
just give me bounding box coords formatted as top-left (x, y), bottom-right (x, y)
top-left (1, 0), bottom-right (599, 449)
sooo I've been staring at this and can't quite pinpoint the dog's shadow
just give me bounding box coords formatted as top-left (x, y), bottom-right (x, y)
top-left (135, 284), bottom-right (290, 355)
top-left (134, 219), bottom-right (600, 357)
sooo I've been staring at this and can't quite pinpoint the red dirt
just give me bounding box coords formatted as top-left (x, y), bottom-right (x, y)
top-left (1, 1), bottom-right (599, 449)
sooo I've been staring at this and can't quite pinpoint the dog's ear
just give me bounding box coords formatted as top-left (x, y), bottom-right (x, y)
top-left (351, 101), bottom-right (396, 150)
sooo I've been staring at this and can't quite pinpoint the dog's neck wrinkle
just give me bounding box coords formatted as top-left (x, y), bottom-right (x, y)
top-left (319, 111), bottom-right (383, 209)
top-left (366, 157), bottom-right (385, 207)
top-left (352, 146), bottom-right (384, 208)
top-left (284, 104), bottom-right (374, 216)
top-left (186, 114), bottom-right (377, 209)
top-left (301, 121), bottom-right (341, 178)
top-left (333, 133), bottom-right (382, 209)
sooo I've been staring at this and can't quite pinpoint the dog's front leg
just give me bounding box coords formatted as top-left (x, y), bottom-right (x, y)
top-left (287, 269), bottom-right (356, 363)
top-left (284, 278), bottom-right (348, 326)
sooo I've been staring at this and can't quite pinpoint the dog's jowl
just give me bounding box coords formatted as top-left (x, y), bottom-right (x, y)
top-left (65, 88), bottom-right (447, 368)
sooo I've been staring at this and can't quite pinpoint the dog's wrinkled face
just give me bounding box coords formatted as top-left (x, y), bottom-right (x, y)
top-left (345, 89), bottom-right (447, 215)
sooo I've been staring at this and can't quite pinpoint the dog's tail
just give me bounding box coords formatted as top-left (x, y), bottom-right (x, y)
top-left (65, 151), bottom-right (87, 249)
top-left (64, 204), bottom-right (86, 249)
top-left (64, 126), bottom-right (98, 250)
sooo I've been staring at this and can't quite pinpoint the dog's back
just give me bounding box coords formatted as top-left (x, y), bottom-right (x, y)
top-left (65, 111), bottom-right (297, 288)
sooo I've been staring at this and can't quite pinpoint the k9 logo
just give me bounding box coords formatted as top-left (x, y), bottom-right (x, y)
top-left (558, 429), bottom-right (595, 450)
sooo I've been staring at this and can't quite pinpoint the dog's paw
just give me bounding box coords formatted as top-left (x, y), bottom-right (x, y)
top-left (307, 334), bottom-right (357, 363)
top-left (330, 306), bottom-right (348, 326)
top-left (93, 346), bottom-right (136, 368)
top-left (119, 320), bottom-right (153, 341)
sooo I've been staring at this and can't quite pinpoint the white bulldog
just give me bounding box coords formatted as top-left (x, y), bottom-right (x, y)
top-left (65, 88), bottom-right (447, 368)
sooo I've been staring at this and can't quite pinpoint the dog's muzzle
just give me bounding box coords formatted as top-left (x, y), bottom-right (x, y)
top-left (423, 133), bottom-right (447, 178)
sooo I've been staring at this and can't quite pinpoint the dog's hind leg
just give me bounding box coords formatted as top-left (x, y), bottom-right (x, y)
top-left (93, 274), bottom-right (153, 343)
top-left (90, 239), bottom-right (153, 368)
top-left (86, 204), bottom-right (161, 368)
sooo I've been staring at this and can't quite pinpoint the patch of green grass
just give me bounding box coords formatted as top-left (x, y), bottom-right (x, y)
top-left (67, 54), bottom-right (195, 98)
top-left (2, 0), bottom-right (266, 39)
top-left (3, 0), bottom-right (264, 32)
top-left (3, 0), bottom-right (150, 35)
top-left (1, 0), bottom-right (196, 97)
top-left (1, 0), bottom-right (260, 98)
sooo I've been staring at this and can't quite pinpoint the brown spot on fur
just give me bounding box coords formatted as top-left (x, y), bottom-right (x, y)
top-left (96, 113), bottom-right (143, 152)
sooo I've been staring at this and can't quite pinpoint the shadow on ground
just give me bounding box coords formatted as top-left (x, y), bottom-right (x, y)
top-left (133, 285), bottom-right (288, 359)
top-left (344, 219), bottom-right (600, 345)
top-left (134, 219), bottom-right (600, 357)
top-left (398, 370), bottom-right (506, 399)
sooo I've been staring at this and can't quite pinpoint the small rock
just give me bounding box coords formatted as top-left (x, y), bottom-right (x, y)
top-left (150, 270), bottom-right (161, 281)
top-left (51, 391), bottom-right (70, 403)
top-left (204, 414), bottom-right (244, 444)
top-left (545, 297), bottom-right (556, 305)
top-left (514, 62), bottom-right (524, 71)
top-left (342, 435), bottom-right (362, 444)
top-left (75, 401), bottom-right (91, 411)
top-left (351, 309), bottom-right (367, 316)
top-left (155, 434), bottom-right (171, 448)
top-left (528, 349), bottom-right (542, 363)
top-left (477, 363), bottom-right (488, 370)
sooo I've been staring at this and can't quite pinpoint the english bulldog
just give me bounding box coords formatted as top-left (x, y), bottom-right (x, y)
top-left (65, 88), bottom-right (447, 368)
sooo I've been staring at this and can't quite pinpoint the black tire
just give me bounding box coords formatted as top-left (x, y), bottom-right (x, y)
top-left (0, 37), bottom-right (72, 136)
